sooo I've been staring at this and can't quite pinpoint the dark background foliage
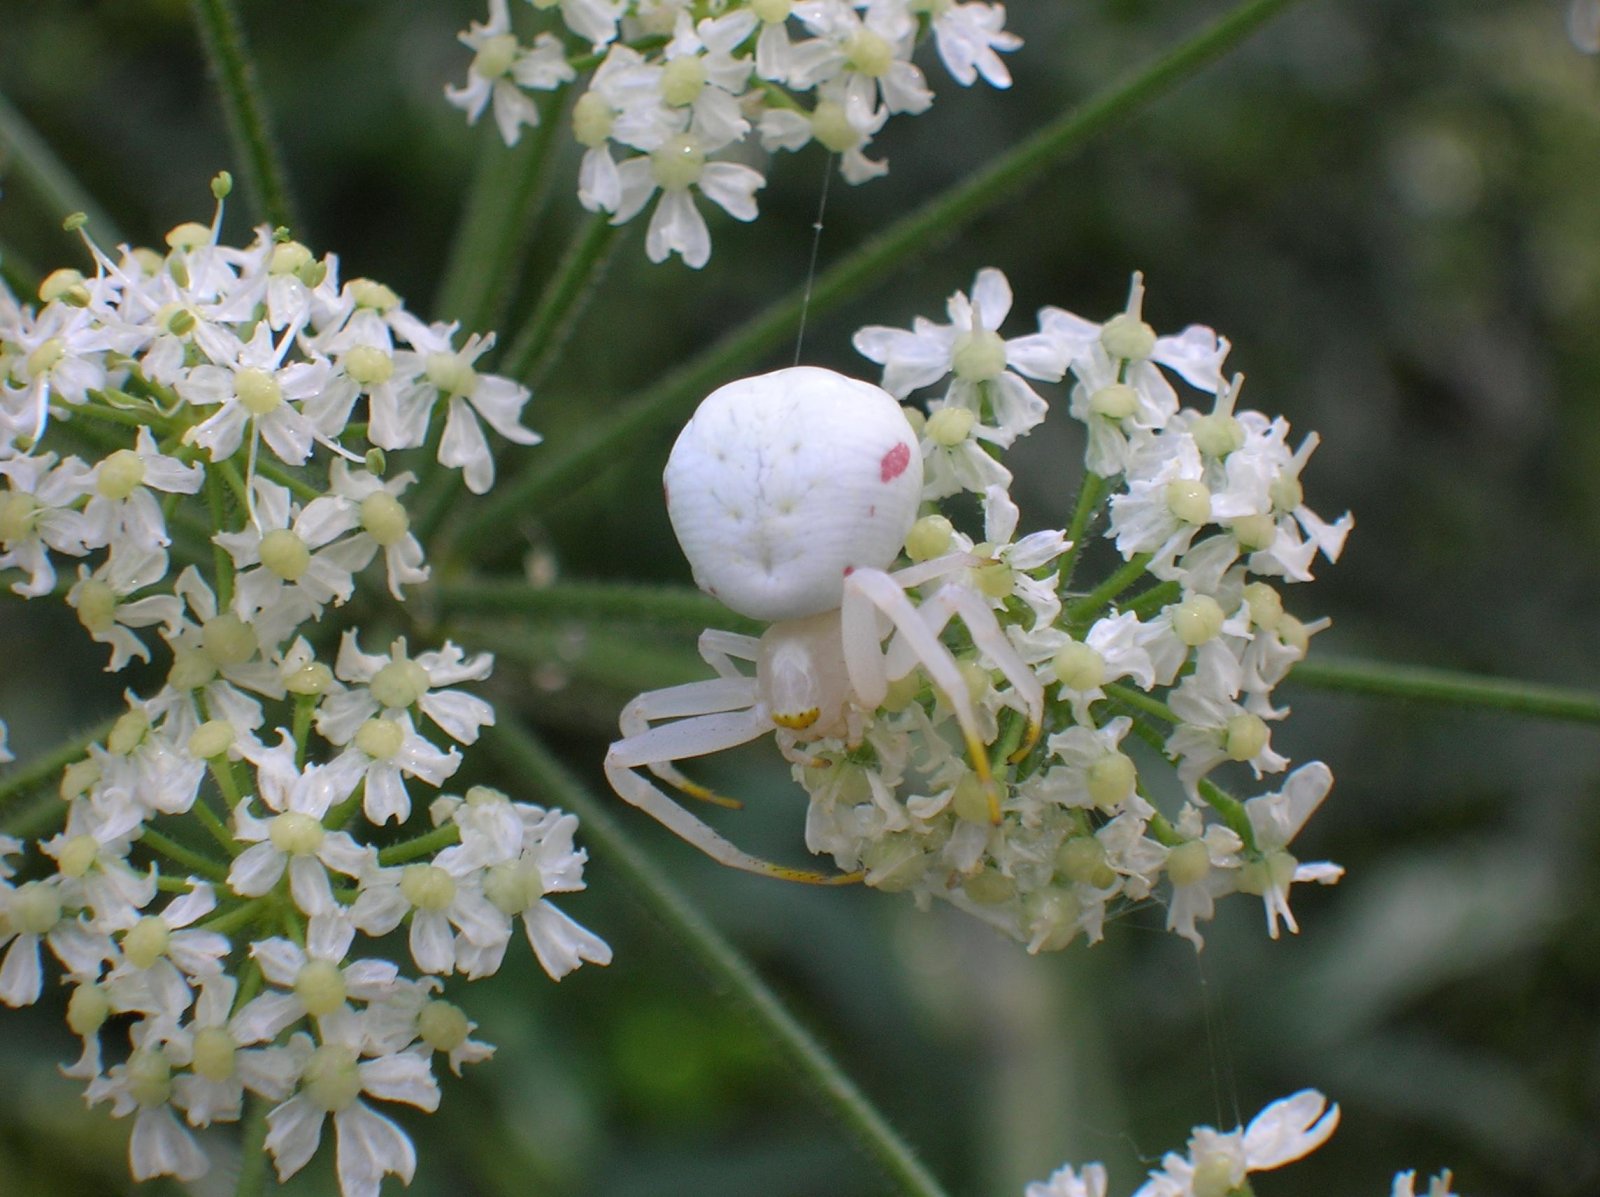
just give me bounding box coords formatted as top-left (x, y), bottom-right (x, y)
top-left (2, 1), bottom-right (1598, 1194)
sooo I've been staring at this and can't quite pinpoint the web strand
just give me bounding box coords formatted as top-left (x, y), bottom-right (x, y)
top-left (792, 153), bottom-right (836, 367)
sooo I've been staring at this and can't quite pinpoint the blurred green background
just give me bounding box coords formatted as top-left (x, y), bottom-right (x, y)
top-left (3, 1), bottom-right (1599, 1194)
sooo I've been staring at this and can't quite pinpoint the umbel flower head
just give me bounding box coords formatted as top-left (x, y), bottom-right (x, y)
top-left (446, 0), bottom-right (1023, 267)
top-left (0, 179), bottom-right (610, 1196)
top-left (606, 267), bottom-right (1352, 954)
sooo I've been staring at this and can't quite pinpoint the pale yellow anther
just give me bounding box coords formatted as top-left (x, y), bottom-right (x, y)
top-left (846, 29), bottom-right (893, 77)
top-left (187, 719), bottom-right (235, 761)
top-left (60, 759), bottom-right (101, 802)
top-left (57, 834), bottom-right (99, 879)
top-left (419, 1000), bottom-right (471, 1052)
top-left (360, 490), bottom-right (409, 547)
top-left (269, 811), bottom-right (325, 857)
top-left (73, 579), bottom-right (118, 635)
top-left (168, 646), bottom-right (219, 691)
top-left (193, 1026), bottom-right (238, 1082)
top-left (1191, 412), bottom-right (1245, 458)
top-left (661, 55), bottom-right (707, 107)
top-left (39, 268), bottom-right (89, 306)
top-left (1052, 641), bottom-right (1105, 691)
top-left (1086, 751), bottom-right (1136, 809)
top-left (349, 279), bottom-right (400, 311)
top-left (400, 863), bottom-right (457, 912)
top-left (1055, 836), bottom-right (1115, 889)
top-left (571, 92), bottom-right (615, 148)
top-left (425, 351), bottom-right (478, 398)
top-left (1100, 312), bottom-right (1157, 361)
top-left (294, 958), bottom-right (347, 1018)
top-left (962, 868), bottom-right (1015, 905)
top-left (125, 1046), bottom-right (174, 1108)
top-left (259, 528), bottom-right (311, 582)
top-left (12, 882), bottom-right (61, 936)
top-left (0, 492), bottom-right (39, 545)
top-left (1089, 383), bottom-right (1138, 420)
top-left (66, 982), bottom-right (110, 1036)
top-left (1165, 478), bottom-right (1212, 525)
top-left (165, 222), bottom-right (212, 251)
top-left (1224, 712), bottom-right (1270, 761)
top-left (343, 344), bottom-right (393, 387)
top-left (1169, 594), bottom-right (1225, 647)
top-left (810, 100), bottom-right (860, 153)
top-left (202, 613), bottom-right (259, 667)
top-left (1231, 513), bottom-right (1278, 551)
top-left (1166, 839), bottom-right (1212, 888)
top-left (472, 32), bottom-right (520, 80)
top-left (370, 656), bottom-right (430, 710)
top-left (284, 659), bottom-right (334, 696)
top-left (951, 328), bottom-right (1007, 382)
top-left (302, 1043), bottom-right (361, 1112)
top-left (926, 405), bottom-right (976, 446)
top-left (26, 337), bottom-right (65, 379)
top-left (235, 367), bottom-right (283, 416)
top-left (108, 709), bottom-right (150, 756)
top-left (122, 916), bottom-right (171, 970)
top-left (269, 241), bottom-right (313, 277)
top-left (650, 133), bottom-right (706, 191)
top-left (96, 449), bottom-right (146, 501)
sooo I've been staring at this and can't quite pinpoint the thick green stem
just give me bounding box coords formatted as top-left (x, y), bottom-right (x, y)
top-left (456, 0), bottom-right (1310, 555)
top-left (0, 717), bottom-right (113, 806)
top-left (1286, 656), bottom-right (1600, 724)
top-left (188, 0), bottom-right (296, 229)
top-left (1196, 778), bottom-right (1256, 852)
top-left (432, 578), bottom-right (753, 632)
top-left (484, 722), bottom-right (952, 1197)
top-left (233, 1093), bottom-right (273, 1197)
top-left (1066, 553), bottom-right (1154, 622)
top-left (1056, 473), bottom-right (1109, 593)
top-left (141, 826), bottom-right (229, 882)
top-left (1104, 681), bottom-right (1176, 724)
top-left (376, 822), bottom-right (460, 866)
top-left (0, 89), bottom-right (124, 244)
top-left (435, 93), bottom-right (572, 336)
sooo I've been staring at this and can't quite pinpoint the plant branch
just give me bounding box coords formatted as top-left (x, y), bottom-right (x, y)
top-left (1287, 656), bottom-right (1600, 724)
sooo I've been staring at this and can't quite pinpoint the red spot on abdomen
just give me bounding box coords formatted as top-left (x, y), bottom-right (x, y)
top-left (880, 442), bottom-right (911, 482)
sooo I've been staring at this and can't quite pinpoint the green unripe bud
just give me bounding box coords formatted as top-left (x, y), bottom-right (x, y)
top-left (303, 1043), bottom-right (361, 1112)
top-left (1191, 412), bottom-right (1245, 458)
top-left (1242, 582), bottom-right (1283, 630)
top-left (1231, 513), bottom-right (1278, 551)
top-left (751, 0), bottom-right (792, 21)
top-left (950, 773), bottom-right (995, 825)
top-left (165, 222), bottom-right (211, 251)
top-left (125, 1046), bottom-right (173, 1108)
top-left (168, 646), bottom-right (219, 691)
top-left (343, 344), bottom-right (393, 387)
top-left (650, 134), bottom-right (706, 191)
top-left (951, 328), bottom-right (1007, 382)
top-left (925, 406), bottom-right (975, 446)
top-left (108, 709), bottom-right (150, 756)
top-left (905, 514), bottom-right (954, 563)
top-left (400, 864), bottom-right (456, 912)
top-left (294, 958), bottom-right (347, 1018)
top-left (1224, 712), bottom-right (1270, 761)
top-left (187, 719), bottom-right (235, 761)
top-left (572, 91), bottom-right (614, 148)
top-left (73, 579), bottom-right (118, 635)
top-left (122, 915), bottom-right (171, 970)
top-left (60, 758), bottom-right (101, 801)
top-left (1165, 839), bottom-right (1212, 888)
top-left (39, 268), bottom-right (90, 306)
top-left (1086, 751), bottom-right (1136, 809)
top-left (259, 528), bottom-right (311, 582)
top-left (269, 811), bottom-right (325, 857)
top-left (370, 658), bottom-right (429, 710)
top-left (66, 982), bottom-right (111, 1036)
top-left (1088, 383), bottom-right (1137, 419)
top-left (192, 1026), bottom-right (237, 1081)
top-left (425, 351), bottom-right (478, 398)
top-left (349, 279), bottom-right (400, 311)
top-left (57, 834), bottom-right (99, 879)
top-left (360, 490), bottom-right (409, 547)
top-left (0, 492), bottom-right (39, 544)
top-left (211, 171), bottom-right (234, 199)
top-left (962, 868), bottom-right (1015, 906)
top-left (1055, 836), bottom-right (1115, 889)
top-left (472, 32), bottom-right (519, 80)
top-left (202, 613), bottom-right (259, 667)
top-left (1169, 595), bottom-right (1225, 647)
top-left (810, 100), bottom-right (860, 153)
top-left (1100, 313), bottom-right (1157, 361)
top-left (12, 881), bottom-right (62, 935)
top-left (1051, 641), bottom-right (1105, 691)
top-left (284, 658), bottom-right (333, 696)
top-left (419, 1000), bottom-right (471, 1052)
top-left (96, 449), bottom-right (146, 501)
top-left (269, 241), bottom-right (313, 277)
top-left (235, 367), bottom-right (283, 416)
top-left (661, 54), bottom-right (707, 106)
top-left (1165, 478), bottom-right (1212, 526)
top-left (846, 29), bottom-right (893, 76)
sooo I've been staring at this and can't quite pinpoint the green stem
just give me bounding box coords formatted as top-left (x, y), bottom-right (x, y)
top-left (233, 1092), bottom-right (272, 1197)
top-left (1066, 553), bottom-right (1154, 622)
top-left (456, 0), bottom-right (1309, 554)
top-left (416, 215), bottom-right (624, 544)
top-left (192, 794), bottom-right (241, 856)
top-left (200, 896), bottom-right (270, 938)
top-left (141, 826), bottom-right (229, 882)
top-left (291, 693), bottom-right (315, 769)
top-left (1124, 579), bottom-right (1182, 619)
top-left (189, 0), bottom-right (296, 229)
top-left (1056, 473), bottom-right (1109, 593)
top-left (435, 91), bottom-right (573, 334)
top-left (1103, 681), bottom-right (1176, 724)
top-left (205, 469), bottom-right (236, 609)
top-left (0, 89), bottom-right (124, 244)
top-left (1287, 656), bottom-right (1600, 724)
top-left (376, 822), bottom-right (460, 866)
top-left (1196, 778), bottom-right (1256, 852)
top-left (484, 722), bottom-right (952, 1197)
top-left (0, 717), bottom-right (113, 806)
top-left (432, 578), bottom-right (753, 632)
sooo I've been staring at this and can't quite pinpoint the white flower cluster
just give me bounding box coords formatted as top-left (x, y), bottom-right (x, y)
top-left (798, 268), bottom-right (1352, 951)
top-left (1024, 1089), bottom-right (1341, 1197)
top-left (447, 0), bottom-right (1021, 267)
top-left (0, 185), bottom-right (610, 1195)
top-left (1023, 1090), bottom-right (1463, 1197)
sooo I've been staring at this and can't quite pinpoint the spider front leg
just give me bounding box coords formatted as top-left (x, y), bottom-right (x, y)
top-left (619, 675), bottom-right (760, 808)
top-left (698, 629), bottom-right (760, 679)
top-left (606, 702), bottom-right (862, 885)
top-left (840, 567), bottom-right (1004, 820)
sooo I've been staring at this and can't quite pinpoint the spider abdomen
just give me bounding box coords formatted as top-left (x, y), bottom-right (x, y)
top-left (665, 366), bottom-right (923, 622)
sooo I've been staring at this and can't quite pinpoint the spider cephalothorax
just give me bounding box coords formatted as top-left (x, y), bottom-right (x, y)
top-left (606, 365), bottom-right (1042, 883)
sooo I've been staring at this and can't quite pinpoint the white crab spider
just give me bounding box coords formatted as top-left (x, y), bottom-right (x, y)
top-left (604, 366), bottom-right (1044, 884)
